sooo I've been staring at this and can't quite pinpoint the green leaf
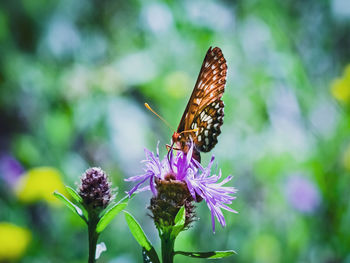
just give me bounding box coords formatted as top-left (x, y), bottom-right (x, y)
top-left (125, 212), bottom-right (160, 262)
top-left (124, 211), bottom-right (152, 251)
top-left (96, 201), bottom-right (128, 233)
top-left (171, 206), bottom-right (185, 238)
top-left (175, 250), bottom-right (236, 259)
top-left (142, 247), bottom-right (160, 263)
top-left (174, 206), bottom-right (185, 225)
top-left (65, 186), bottom-right (82, 204)
top-left (53, 191), bottom-right (87, 223)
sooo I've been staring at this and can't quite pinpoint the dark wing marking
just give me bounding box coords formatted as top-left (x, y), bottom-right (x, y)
top-left (190, 100), bottom-right (224, 152)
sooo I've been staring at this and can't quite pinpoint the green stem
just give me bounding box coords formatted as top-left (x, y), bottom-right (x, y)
top-left (161, 231), bottom-right (175, 263)
top-left (88, 216), bottom-right (99, 263)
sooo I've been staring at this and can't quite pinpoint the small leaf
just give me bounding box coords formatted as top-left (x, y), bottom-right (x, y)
top-left (96, 202), bottom-right (127, 233)
top-left (174, 206), bottom-right (185, 225)
top-left (171, 206), bottom-right (185, 238)
top-left (95, 242), bottom-right (107, 260)
top-left (124, 211), bottom-right (160, 262)
top-left (124, 211), bottom-right (152, 251)
top-left (65, 186), bottom-right (82, 204)
top-left (53, 191), bottom-right (87, 223)
top-left (175, 250), bottom-right (236, 259)
top-left (142, 247), bottom-right (160, 263)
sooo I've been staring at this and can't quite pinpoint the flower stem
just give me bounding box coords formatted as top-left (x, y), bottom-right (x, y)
top-left (161, 231), bottom-right (175, 263)
top-left (88, 216), bottom-right (99, 263)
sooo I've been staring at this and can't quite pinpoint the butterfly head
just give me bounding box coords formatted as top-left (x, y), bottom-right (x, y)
top-left (171, 129), bottom-right (201, 163)
top-left (172, 132), bottom-right (182, 143)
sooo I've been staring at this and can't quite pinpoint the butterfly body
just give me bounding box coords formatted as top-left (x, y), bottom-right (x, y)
top-left (172, 47), bottom-right (227, 162)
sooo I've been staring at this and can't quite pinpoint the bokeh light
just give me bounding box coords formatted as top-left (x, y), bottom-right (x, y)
top-left (0, 0), bottom-right (350, 262)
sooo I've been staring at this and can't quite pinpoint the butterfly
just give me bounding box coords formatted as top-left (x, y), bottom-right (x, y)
top-left (171, 46), bottom-right (227, 163)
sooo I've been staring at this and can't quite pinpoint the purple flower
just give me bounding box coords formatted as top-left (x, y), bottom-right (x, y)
top-left (285, 175), bottom-right (321, 213)
top-left (125, 142), bottom-right (237, 232)
top-left (0, 155), bottom-right (24, 187)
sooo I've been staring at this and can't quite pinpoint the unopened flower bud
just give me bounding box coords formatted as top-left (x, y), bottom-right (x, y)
top-left (79, 167), bottom-right (111, 212)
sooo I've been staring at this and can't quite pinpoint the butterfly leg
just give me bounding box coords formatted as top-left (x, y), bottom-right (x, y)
top-left (166, 144), bottom-right (181, 151)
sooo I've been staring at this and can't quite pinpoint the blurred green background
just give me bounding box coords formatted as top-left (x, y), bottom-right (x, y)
top-left (1, 0), bottom-right (350, 262)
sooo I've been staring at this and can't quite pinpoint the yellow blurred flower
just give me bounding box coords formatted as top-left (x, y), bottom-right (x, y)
top-left (331, 65), bottom-right (350, 103)
top-left (0, 222), bottom-right (31, 261)
top-left (15, 167), bottom-right (66, 205)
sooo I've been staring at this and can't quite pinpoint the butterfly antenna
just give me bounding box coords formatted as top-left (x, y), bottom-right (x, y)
top-left (144, 103), bottom-right (175, 131)
top-left (179, 128), bottom-right (199, 135)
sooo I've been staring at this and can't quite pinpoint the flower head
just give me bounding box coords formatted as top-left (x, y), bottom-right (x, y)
top-left (126, 142), bottom-right (237, 232)
top-left (79, 167), bottom-right (112, 212)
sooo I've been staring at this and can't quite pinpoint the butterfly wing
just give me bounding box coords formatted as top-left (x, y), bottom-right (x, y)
top-left (190, 100), bottom-right (224, 152)
top-left (177, 46), bottom-right (227, 153)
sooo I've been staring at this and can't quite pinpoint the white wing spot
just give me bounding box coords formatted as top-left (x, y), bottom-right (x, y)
top-left (207, 124), bottom-right (212, 129)
top-left (207, 119), bottom-right (213, 124)
top-left (210, 93), bottom-right (214, 98)
top-left (202, 115), bottom-right (210, 122)
top-left (205, 138), bottom-right (209, 145)
top-left (213, 76), bottom-right (217, 81)
top-left (211, 65), bottom-right (215, 70)
top-left (214, 123), bottom-right (219, 129)
top-left (204, 130), bottom-right (208, 136)
top-left (200, 111), bottom-right (205, 118)
top-left (215, 103), bottom-right (220, 109)
top-left (214, 56), bottom-right (218, 60)
top-left (213, 70), bottom-right (217, 74)
top-left (205, 62), bottom-right (209, 68)
top-left (196, 98), bottom-right (201, 104)
top-left (198, 135), bottom-right (202, 142)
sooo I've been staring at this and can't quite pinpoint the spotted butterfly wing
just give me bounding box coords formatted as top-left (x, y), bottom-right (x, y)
top-left (174, 46), bottom-right (227, 162)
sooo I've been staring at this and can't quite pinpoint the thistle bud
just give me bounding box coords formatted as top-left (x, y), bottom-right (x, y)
top-left (149, 176), bottom-right (196, 231)
top-left (79, 167), bottom-right (111, 212)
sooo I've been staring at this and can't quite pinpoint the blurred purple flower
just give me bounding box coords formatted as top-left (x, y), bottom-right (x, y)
top-left (285, 175), bottom-right (321, 213)
top-left (125, 142), bottom-right (237, 232)
top-left (0, 155), bottom-right (24, 186)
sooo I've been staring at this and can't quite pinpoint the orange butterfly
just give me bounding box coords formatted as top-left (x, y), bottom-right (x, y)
top-left (171, 47), bottom-right (227, 162)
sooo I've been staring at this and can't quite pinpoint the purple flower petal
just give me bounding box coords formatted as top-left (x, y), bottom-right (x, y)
top-left (125, 142), bottom-right (237, 232)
